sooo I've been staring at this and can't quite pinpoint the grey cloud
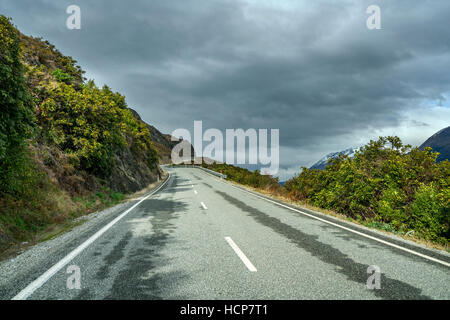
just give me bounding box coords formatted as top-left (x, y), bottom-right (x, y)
top-left (1, 0), bottom-right (449, 178)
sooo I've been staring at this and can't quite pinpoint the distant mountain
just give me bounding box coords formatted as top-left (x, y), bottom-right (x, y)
top-left (310, 147), bottom-right (358, 170)
top-left (309, 127), bottom-right (450, 171)
top-left (419, 126), bottom-right (450, 162)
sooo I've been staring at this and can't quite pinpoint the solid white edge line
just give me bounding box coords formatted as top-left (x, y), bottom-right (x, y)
top-left (225, 237), bottom-right (257, 272)
top-left (200, 201), bottom-right (207, 210)
top-left (196, 168), bottom-right (450, 268)
top-left (12, 173), bottom-right (172, 300)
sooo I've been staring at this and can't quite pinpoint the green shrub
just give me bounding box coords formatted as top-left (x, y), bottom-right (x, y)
top-left (284, 136), bottom-right (449, 244)
top-left (409, 183), bottom-right (447, 242)
top-left (377, 185), bottom-right (408, 230)
top-left (365, 220), bottom-right (398, 233)
top-left (51, 68), bottom-right (74, 84)
top-left (0, 16), bottom-right (36, 195)
top-left (109, 191), bottom-right (125, 203)
top-left (37, 81), bottom-right (158, 177)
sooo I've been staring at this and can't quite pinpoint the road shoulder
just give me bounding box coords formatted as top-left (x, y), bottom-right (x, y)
top-left (0, 172), bottom-right (170, 299)
top-left (195, 167), bottom-right (450, 265)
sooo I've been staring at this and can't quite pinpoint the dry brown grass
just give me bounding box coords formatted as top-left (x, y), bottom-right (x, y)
top-left (126, 171), bottom-right (168, 200)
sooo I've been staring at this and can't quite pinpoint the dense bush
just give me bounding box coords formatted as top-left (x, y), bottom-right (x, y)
top-left (51, 68), bottom-right (74, 84)
top-left (284, 136), bottom-right (449, 243)
top-left (0, 16), bottom-right (36, 195)
top-left (1, 13), bottom-right (159, 190)
top-left (7, 15), bottom-right (159, 179)
top-left (36, 80), bottom-right (158, 177)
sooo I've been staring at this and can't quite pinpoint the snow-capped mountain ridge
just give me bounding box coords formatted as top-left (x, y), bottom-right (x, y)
top-left (309, 126), bottom-right (450, 171)
top-left (310, 147), bottom-right (359, 170)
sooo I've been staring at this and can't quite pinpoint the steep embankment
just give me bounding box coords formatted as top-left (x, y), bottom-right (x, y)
top-left (0, 16), bottom-right (174, 252)
top-left (128, 108), bottom-right (182, 164)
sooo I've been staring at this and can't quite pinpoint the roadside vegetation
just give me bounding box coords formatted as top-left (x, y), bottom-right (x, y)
top-left (1, 15), bottom-right (448, 253)
top-left (0, 16), bottom-right (158, 252)
top-left (200, 136), bottom-right (449, 248)
top-left (284, 136), bottom-right (449, 245)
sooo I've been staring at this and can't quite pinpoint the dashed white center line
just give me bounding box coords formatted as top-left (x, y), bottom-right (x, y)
top-left (212, 172), bottom-right (450, 268)
top-left (194, 190), bottom-right (198, 195)
top-left (225, 237), bottom-right (257, 272)
top-left (200, 201), bottom-right (207, 209)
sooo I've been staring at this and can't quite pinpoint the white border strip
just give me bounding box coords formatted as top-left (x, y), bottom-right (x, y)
top-left (12, 173), bottom-right (171, 300)
top-left (225, 237), bottom-right (257, 272)
top-left (198, 168), bottom-right (450, 268)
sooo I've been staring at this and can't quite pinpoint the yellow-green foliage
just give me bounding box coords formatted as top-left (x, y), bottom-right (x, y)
top-left (51, 68), bottom-right (74, 84)
top-left (19, 33), bottom-right (84, 85)
top-left (36, 80), bottom-right (157, 177)
top-left (0, 15), bottom-right (158, 251)
top-left (284, 136), bottom-right (450, 244)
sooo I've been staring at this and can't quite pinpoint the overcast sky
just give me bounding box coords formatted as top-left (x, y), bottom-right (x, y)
top-left (1, 0), bottom-right (449, 180)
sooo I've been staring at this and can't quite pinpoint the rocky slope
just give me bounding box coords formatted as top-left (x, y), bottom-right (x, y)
top-left (128, 108), bottom-right (188, 165)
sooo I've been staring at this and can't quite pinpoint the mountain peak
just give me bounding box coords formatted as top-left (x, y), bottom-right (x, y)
top-left (310, 147), bottom-right (359, 170)
top-left (419, 126), bottom-right (450, 162)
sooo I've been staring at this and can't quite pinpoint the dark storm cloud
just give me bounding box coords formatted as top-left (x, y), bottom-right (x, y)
top-left (1, 0), bottom-right (449, 178)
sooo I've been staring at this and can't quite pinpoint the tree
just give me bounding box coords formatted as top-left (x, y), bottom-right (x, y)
top-left (0, 16), bottom-right (36, 194)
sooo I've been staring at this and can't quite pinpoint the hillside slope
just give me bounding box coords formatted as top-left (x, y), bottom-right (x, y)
top-left (128, 108), bottom-right (187, 164)
top-left (0, 16), bottom-right (177, 252)
top-left (420, 126), bottom-right (450, 163)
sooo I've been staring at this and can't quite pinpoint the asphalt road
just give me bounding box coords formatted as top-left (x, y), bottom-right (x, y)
top-left (0, 167), bottom-right (449, 300)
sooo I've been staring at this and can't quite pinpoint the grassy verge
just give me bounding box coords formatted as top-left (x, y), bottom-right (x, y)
top-left (0, 170), bottom-right (168, 261)
top-left (0, 180), bottom-right (126, 260)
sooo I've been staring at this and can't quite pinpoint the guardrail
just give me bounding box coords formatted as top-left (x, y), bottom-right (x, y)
top-left (162, 164), bottom-right (227, 179)
top-left (193, 165), bottom-right (227, 179)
